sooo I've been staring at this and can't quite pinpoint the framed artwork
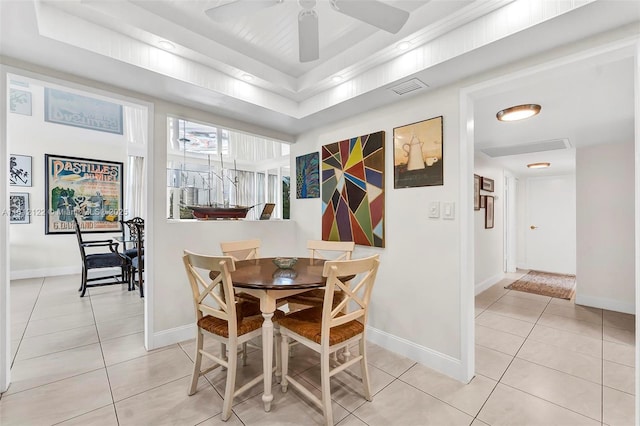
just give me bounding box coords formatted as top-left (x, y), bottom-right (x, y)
top-left (9, 193), bottom-right (30, 224)
top-left (295, 152), bottom-right (320, 198)
top-left (45, 88), bottom-right (124, 135)
top-left (45, 154), bottom-right (123, 234)
top-left (473, 174), bottom-right (481, 210)
top-left (322, 131), bottom-right (385, 247)
top-left (481, 176), bottom-right (494, 192)
top-left (9, 154), bottom-right (32, 186)
top-left (393, 116), bottom-right (443, 188)
top-left (9, 89), bottom-right (32, 116)
top-left (480, 195), bottom-right (486, 209)
top-left (485, 195), bottom-right (494, 229)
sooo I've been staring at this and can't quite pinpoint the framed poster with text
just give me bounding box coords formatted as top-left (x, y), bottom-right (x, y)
top-left (45, 154), bottom-right (123, 234)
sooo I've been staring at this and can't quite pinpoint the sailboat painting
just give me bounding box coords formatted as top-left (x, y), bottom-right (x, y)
top-left (321, 131), bottom-right (385, 248)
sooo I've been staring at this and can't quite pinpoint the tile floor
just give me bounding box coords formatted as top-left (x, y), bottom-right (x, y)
top-left (0, 273), bottom-right (635, 425)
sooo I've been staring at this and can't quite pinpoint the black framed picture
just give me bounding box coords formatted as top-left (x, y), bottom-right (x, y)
top-left (45, 154), bottom-right (123, 234)
top-left (481, 177), bottom-right (494, 192)
top-left (474, 174), bottom-right (481, 210)
top-left (485, 195), bottom-right (494, 229)
top-left (9, 192), bottom-right (30, 224)
top-left (9, 154), bottom-right (32, 187)
top-left (393, 116), bottom-right (443, 188)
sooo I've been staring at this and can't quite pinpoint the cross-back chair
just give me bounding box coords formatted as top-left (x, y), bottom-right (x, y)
top-left (286, 240), bottom-right (355, 309)
top-left (73, 216), bottom-right (129, 297)
top-left (219, 239), bottom-right (263, 306)
top-left (278, 254), bottom-right (380, 426)
top-left (219, 239), bottom-right (261, 261)
top-left (183, 251), bottom-right (283, 421)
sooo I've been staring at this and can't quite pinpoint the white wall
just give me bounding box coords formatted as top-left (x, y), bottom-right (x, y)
top-left (576, 141), bottom-right (635, 313)
top-left (474, 155), bottom-right (505, 293)
top-left (150, 102), bottom-right (300, 342)
top-left (292, 84), bottom-right (464, 372)
top-left (8, 80), bottom-right (126, 278)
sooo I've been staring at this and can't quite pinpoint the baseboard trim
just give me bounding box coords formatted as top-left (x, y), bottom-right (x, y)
top-left (148, 323), bottom-right (195, 350)
top-left (366, 325), bottom-right (466, 382)
top-left (475, 272), bottom-right (505, 295)
top-left (575, 294), bottom-right (635, 314)
top-left (10, 266), bottom-right (80, 280)
top-left (9, 266), bottom-right (125, 280)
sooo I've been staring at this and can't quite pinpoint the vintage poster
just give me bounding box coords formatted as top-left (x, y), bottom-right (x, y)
top-left (44, 88), bottom-right (124, 135)
top-left (45, 154), bottom-right (123, 234)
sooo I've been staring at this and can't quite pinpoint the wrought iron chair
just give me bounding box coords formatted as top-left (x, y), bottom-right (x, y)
top-left (122, 218), bottom-right (144, 297)
top-left (73, 216), bottom-right (128, 297)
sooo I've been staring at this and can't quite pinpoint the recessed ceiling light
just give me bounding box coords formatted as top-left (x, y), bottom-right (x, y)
top-left (158, 40), bottom-right (175, 50)
top-left (241, 74), bottom-right (254, 81)
top-left (497, 104), bottom-right (541, 122)
top-left (332, 75), bottom-right (343, 83)
top-left (527, 162), bottom-right (551, 169)
top-left (397, 41), bottom-right (411, 51)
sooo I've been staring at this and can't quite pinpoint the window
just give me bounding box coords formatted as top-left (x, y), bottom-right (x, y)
top-left (167, 118), bottom-right (290, 220)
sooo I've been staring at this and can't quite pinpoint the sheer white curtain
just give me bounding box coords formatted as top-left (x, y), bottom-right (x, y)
top-left (123, 106), bottom-right (147, 219)
top-left (126, 156), bottom-right (145, 219)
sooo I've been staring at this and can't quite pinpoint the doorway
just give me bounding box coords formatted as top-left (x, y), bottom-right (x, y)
top-left (460, 38), bottom-right (640, 384)
top-left (1, 68), bottom-right (152, 392)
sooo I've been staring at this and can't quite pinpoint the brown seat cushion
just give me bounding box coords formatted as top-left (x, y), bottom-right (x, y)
top-left (278, 306), bottom-right (364, 346)
top-left (198, 307), bottom-right (284, 338)
top-left (286, 289), bottom-right (345, 308)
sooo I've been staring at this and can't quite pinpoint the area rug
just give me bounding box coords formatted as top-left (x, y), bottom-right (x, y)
top-left (505, 270), bottom-right (576, 300)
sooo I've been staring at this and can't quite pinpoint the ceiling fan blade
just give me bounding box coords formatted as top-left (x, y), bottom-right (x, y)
top-left (298, 9), bottom-right (319, 63)
top-left (205, 0), bottom-right (281, 22)
top-left (331, 0), bottom-right (409, 34)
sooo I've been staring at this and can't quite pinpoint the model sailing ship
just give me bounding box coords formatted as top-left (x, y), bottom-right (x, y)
top-left (181, 153), bottom-right (255, 220)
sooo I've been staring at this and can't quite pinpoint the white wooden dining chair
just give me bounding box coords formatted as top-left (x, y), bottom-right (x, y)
top-left (286, 240), bottom-right (355, 309)
top-left (278, 254), bottom-right (380, 426)
top-left (220, 239), bottom-right (261, 261)
top-left (220, 238), bottom-right (264, 306)
top-left (183, 250), bottom-right (283, 421)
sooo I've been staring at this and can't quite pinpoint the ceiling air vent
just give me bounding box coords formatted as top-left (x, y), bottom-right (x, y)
top-left (480, 138), bottom-right (571, 158)
top-left (390, 78), bottom-right (428, 96)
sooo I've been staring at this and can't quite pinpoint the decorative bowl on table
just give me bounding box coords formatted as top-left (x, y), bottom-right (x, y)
top-left (273, 257), bottom-right (298, 269)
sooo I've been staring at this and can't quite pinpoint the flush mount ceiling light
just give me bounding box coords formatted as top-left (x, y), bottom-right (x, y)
top-left (241, 74), bottom-right (254, 81)
top-left (397, 41), bottom-right (411, 51)
top-left (527, 162), bottom-right (551, 169)
top-left (496, 104), bottom-right (541, 122)
top-left (332, 75), bottom-right (343, 83)
top-left (158, 40), bottom-right (175, 50)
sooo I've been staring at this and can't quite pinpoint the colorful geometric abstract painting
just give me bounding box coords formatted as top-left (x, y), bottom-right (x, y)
top-left (296, 152), bottom-right (320, 198)
top-left (321, 131), bottom-right (385, 248)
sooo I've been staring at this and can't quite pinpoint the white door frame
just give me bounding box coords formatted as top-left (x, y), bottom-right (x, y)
top-left (1, 65), bottom-right (9, 392)
top-left (459, 37), bottom-right (639, 388)
top-left (0, 65), bottom-right (154, 391)
top-left (503, 171), bottom-right (517, 273)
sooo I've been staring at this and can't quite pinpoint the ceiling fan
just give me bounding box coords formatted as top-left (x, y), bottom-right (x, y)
top-left (205, 0), bottom-right (410, 63)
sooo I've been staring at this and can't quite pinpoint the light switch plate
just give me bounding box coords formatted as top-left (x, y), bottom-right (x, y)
top-left (443, 202), bottom-right (455, 220)
top-left (428, 201), bottom-right (440, 218)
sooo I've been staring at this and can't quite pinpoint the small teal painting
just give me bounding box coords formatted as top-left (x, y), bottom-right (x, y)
top-left (296, 152), bottom-right (320, 199)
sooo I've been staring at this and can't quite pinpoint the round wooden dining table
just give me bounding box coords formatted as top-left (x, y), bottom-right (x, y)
top-left (229, 257), bottom-right (328, 412)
